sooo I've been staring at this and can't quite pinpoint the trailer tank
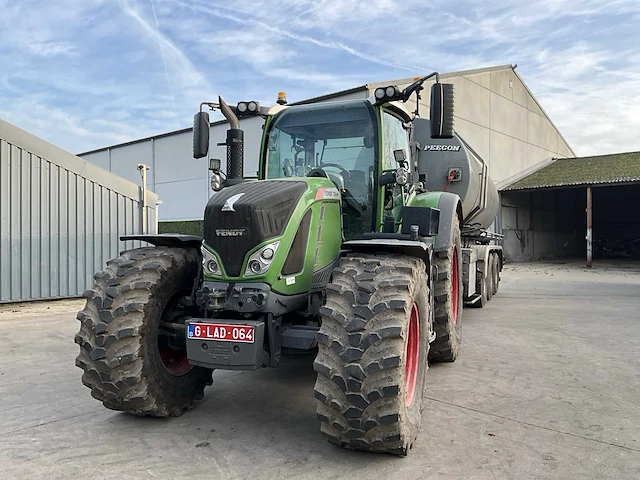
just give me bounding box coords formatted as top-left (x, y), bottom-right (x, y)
top-left (414, 118), bottom-right (499, 230)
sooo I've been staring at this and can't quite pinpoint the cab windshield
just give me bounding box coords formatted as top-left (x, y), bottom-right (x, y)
top-left (264, 101), bottom-right (377, 214)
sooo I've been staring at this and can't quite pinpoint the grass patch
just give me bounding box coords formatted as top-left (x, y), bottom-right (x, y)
top-left (158, 220), bottom-right (203, 237)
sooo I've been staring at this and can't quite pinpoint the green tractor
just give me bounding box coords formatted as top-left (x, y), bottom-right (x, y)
top-left (75, 74), bottom-right (465, 455)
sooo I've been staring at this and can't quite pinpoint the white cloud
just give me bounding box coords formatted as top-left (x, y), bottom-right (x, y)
top-left (28, 41), bottom-right (77, 57)
top-left (177, 0), bottom-right (418, 72)
top-left (0, 0), bottom-right (639, 157)
top-left (119, 0), bottom-right (213, 93)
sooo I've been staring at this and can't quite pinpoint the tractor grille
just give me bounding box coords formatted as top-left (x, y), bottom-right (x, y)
top-left (203, 181), bottom-right (307, 276)
top-left (282, 209), bottom-right (312, 276)
top-left (311, 261), bottom-right (335, 289)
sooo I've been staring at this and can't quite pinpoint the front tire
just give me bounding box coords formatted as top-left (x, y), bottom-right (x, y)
top-left (75, 246), bottom-right (212, 417)
top-left (313, 254), bottom-right (431, 455)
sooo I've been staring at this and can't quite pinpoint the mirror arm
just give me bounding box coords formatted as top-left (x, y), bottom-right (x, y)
top-left (200, 102), bottom-right (220, 112)
top-left (401, 71), bottom-right (442, 105)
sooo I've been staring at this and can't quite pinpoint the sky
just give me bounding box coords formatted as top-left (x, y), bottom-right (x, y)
top-left (0, 0), bottom-right (639, 157)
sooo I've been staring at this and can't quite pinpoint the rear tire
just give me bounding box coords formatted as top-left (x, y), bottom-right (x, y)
top-left (313, 253), bottom-right (431, 455)
top-left (429, 214), bottom-right (463, 362)
top-left (75, 246), bottom-right (212, 416)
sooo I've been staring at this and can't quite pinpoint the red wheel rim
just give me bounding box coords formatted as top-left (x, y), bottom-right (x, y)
top-left (405, 303), bottom-right (420, 406)
top-left (452, 247), bottom-right (459, 325)
top-left (159, 348), bottom-right (192, 376)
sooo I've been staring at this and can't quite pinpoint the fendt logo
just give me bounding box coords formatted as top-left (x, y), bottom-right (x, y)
top-left (424, 145), bottom-right (461, 152)
top-left (215, 228), bottom-right (246, 237)
top-left (221, 193), bottom-right (245, 212)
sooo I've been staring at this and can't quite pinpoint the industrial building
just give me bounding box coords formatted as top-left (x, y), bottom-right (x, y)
top-left (79, 64), bottom-right (576, 260)
top-left (0, 118), bottom-right (158, 303)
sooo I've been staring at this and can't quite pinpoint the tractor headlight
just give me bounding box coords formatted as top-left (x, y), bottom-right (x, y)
top-left (211, 172), bottom-right (222, 191)
top-left (237, 101), bottom-right (248, 113)
top-left (206, 259), bottom-right (219, 273)
top-left (396, 167), bottom-right (409, 185)
top-left (375, 87), bottom-right (386, 100)
top-left (245, 241), bottom-right (280, 276)
top-left (248, 260), bottom-right (262, 274)
top-left (201, 246), bottom-right (222, 275)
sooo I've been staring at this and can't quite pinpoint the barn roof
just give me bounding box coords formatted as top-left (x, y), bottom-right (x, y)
top-left (502, 151), bottom-right (640, 191)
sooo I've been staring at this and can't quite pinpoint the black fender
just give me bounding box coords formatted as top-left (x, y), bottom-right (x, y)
top-left (473, 245), bottom-right (493, 280)
top-left (121, 234), bottom-right (204, 300)
top-left (473, 245), bottom-right (503, 279)
top-left (433, 192), bottom-right (463, 252)
top-left (120, 234), bottom-right (202, 249)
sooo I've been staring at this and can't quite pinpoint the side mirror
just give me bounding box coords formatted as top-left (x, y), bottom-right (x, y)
top-left (379, 171), bottom-right (396, 187)
top-left (430, 83), bottom-right (455, 138)
top-left (193, 111), bottom-right (210, 159)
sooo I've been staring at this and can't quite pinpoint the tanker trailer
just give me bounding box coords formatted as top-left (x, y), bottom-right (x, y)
top-left (414, 121), bottom-right (503, 308)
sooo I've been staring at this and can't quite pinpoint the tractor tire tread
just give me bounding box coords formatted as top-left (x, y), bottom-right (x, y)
top-left (75, 246), bottom-right (211, 417)
top-left (429, 215), bottom-right (462, 362)
top-left (314, 253), bottom-right (429, 455)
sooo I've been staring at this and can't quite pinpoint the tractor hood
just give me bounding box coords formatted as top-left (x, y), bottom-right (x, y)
top-left (202, 178), bottom-right (342, 295)
top-left (204, 180), bottom-right (306, 277)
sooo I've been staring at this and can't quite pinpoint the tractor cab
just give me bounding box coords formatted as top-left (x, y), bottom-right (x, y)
top-left (260, 99), bottom-right (412, 239)
top-left (193, 73), bottom-right (453, 243)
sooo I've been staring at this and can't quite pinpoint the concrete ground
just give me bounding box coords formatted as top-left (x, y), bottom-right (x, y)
top-left (1, 261), bottom-right (639, 479)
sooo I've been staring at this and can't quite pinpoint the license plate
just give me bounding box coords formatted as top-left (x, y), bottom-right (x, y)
top-left (188, 323), bottom-right (255, 343)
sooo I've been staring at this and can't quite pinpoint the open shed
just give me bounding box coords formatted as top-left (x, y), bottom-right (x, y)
top-left (499, 151), bottom-right (640, 264)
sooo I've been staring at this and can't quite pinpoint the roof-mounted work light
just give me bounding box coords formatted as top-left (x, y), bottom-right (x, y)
top-left (373, 85), bottom-right (403, 104)
top-left (236, 101), bottom-right (260, 116)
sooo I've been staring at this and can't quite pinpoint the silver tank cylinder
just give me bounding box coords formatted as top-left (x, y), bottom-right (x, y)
top-left (414, 119), bottom-right (499, 230)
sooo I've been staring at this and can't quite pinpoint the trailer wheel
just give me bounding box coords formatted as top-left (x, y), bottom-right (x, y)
top-left (486, 255), bottom-right (494, 302)
top-left (313, 253), bottom-right (430, 455)
top-left (491, 253), bottom-right (500, 296)
top-left (429, 214), bottom-right (463, 362)
top-left (74, 246), bottom-right (212, 417)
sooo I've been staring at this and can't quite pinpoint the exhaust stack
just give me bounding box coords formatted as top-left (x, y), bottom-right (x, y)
top-left (218, 96), bottom-right (244, 181)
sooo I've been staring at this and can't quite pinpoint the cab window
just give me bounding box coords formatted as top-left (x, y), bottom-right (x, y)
top-left (382, 111), bottom-right (409, 171)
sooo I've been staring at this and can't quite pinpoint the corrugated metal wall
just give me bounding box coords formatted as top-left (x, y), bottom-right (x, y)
top-left (0, 119), bottom-right (158, 303)
top-left (80, 116), bottom-right (266, 222)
